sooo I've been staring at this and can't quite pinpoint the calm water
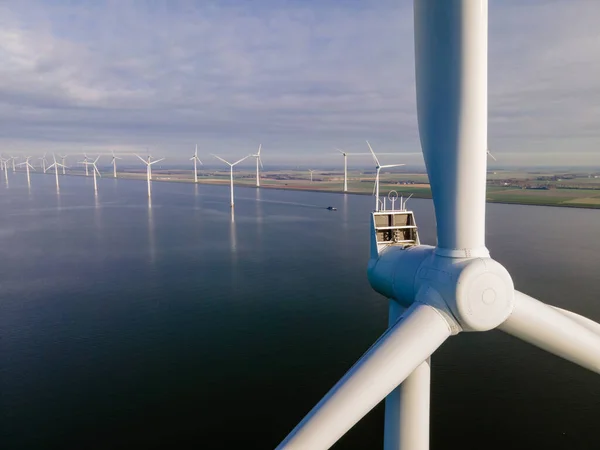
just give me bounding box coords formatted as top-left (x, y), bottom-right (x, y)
top-left (1, 173), bottom-right (599, 450)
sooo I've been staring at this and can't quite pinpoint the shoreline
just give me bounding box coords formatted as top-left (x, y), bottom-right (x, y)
top-left (23, 170), bottom-right (600, 211)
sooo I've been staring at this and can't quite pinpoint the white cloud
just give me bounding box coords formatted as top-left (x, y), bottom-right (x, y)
top-left (0, 0), bottom-right (599, 166)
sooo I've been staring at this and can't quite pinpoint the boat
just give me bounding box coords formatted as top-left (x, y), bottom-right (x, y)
top-left (326, 206), bottom-right (337, 211)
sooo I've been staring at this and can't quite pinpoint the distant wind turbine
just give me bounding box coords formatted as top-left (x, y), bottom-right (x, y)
top-left (1, 158), bottom-right (8, 179)
top-left (47, 154), bottom-right (66, 192)
top-left (336, 149), bottom-right (349, 192)
top-left (211, 154), bottom-right (251, 207)
top-left (252, 144), bottom-right (263, 187)
top-left (17, 156), bottom-right (36, 187)
top-left (82, 153), bottom-right (90, 176)
top-left (58, 154), bottom-right (68, 174)
top-left (136, 154), bottom-right (165, 197)
top-left (190, 145), bottom-right (202, 183)
top-left (9, 155), bottom-right (18, 172)
top-left (367, 141), bottom-right (405, 211)
top-left (111, 151), bottom-right (122, 178)
top-left (83, 156), bottom-right (102, 194)
top-left (308, 169), bottom-right (315, 183)
top-left (39, 153), bottom-right (48, 173)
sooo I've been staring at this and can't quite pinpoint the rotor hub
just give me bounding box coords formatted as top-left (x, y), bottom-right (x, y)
top-left (415, 255), bottom-right (515, 331)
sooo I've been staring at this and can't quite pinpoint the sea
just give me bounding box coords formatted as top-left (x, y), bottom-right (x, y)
top-left (1, 173), bottom-right (599, 449)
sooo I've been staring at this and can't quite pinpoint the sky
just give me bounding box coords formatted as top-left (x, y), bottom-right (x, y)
top-left (1, 0), bottom-right (599, 166)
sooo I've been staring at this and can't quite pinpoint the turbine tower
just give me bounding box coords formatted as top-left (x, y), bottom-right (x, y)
top-left (251, 144), bottom-right (263, 187)
top-left (367, 141), bottom-right (405, 211)
top-left (211, 154), bottom-right (250, 207)
top-left (276, 2), bottom-right (600, 449)
top-left (47, 154), bottom-right (66, 192)
top-left (336, 149), bottom-right (349, 192)
top-left (83, 156), bottom-right (102, 194)
top-left (190, 144), bottom-right (202, 183)
top-left (17, 156), bottom-right (36, 186)
top-left (58, 154), bottom-right (68, 174)
top-left (111, 151), bottom-right (122, 178)
top-left (308, 169), bottom-right (315, 183)
top-left (136, 154), bottom-right (164, 197)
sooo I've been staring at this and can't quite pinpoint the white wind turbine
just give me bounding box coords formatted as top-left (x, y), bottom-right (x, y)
top-left (190, 144), bottom-right (203, 183)
top-left (251, 144), bottom-right (263, 187)
top-left (47, 154), bottom-right (66, 192)
top-left (308, 169), bottom-right (315, 182)
top-left (111, 151), bottom-right (122, 178)
top-left (58, 154), bottom-right (68, 174)
top-left (82, 153), bottom-right (90, 176)
top-left (136, 154), bottom-right (165, 197)
top-left (1, 157), bottom-right (8, 179)
top-left (211, 154), bottom-right (250, 207)
top-left (276, 2), bottom-right (600, 449)
top-left (367, 141), bottom-right (405, 211)
top-left (39, 153), bottom-right (48, 173)
top-left (335, 149), bottom-right (349, 192)
top-left (17, 156), bottom-right (36, 186)
top-left (9, 155), bottom-right (18, 172)
top-left (83, 155), bottom-right (102, 194)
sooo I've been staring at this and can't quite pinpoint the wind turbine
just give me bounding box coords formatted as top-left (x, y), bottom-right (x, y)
top-left (47, 154), bottom-right (66, 192)
top-left (276, 2), bottom-right (600, 449)
top-left (335, 149), bottom-right (349, 192)
top-left (17, 156), bottom-right (36, 186)
top-left (39, 153), bottom-right (47, 173)
top-left (190, 144), bottom-right (202, 183)
top-left (83, 156), bottom-right (102, 194)
top-left (9, 155), bottom-right (18, 172)
top-left (251, 144), bottom-right (263, 187)
top-left (367, 141), bottom-right (405, 211)
top-left (136, 154), bottom-right (165, 197)
top-left (58, 154), bottom-right (68, 174)
top-left (82, 153), bottom-right (90, 176)
top-left (111, 151), bottom-right (122, 178)
top-left (1, 157), bottom-right (8, 179)
top-left (308, 169), bottom-right (315, 183)
top-left (211, 154), bottom-right (250, 207)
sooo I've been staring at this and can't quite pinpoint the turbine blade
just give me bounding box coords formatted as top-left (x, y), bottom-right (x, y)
top-left (135, 154), bottom-right (148, 165)
top-left (149, 158), bottom-right (164, 165)
top-left (380, 164), bottom-right (406, 169)
top-left (552, 306), bottom-right (600, 336)
top-left (276, 303), bottom-right (452, 450)
top-left (259, 157), bottom-right (263, 169)
top-left (94, 155), bottom-right (101, 163)
top-left (414, 0), bottom-right (488, 255)
top-left (257, 144), bottom-right (261, 156)
top-left (95, 165), bottom-right (101, 177)
top-left (487, 150), bottom-right (497, 161)
top-left (232, 155), bottom-right (251, 166)
top-left (498, 291), bottom-right (600, 374)
top-left (212, 154), bottom-right (231, 165)
top-left (366, 140), bottom-right (380, 166)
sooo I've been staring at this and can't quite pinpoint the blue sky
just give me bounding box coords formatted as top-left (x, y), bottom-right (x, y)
top-left (1, 0), bottom-right (599, 166)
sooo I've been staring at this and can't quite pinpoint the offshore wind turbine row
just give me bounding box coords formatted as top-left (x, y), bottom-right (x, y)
top-left (1, 141), bottom-right (419, 207)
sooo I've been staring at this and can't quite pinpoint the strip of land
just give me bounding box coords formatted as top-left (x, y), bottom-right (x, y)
top-left (43, 167), bottom-right (600, 209)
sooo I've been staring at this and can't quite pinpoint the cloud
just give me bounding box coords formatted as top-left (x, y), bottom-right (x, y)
top-left (0, 0), bottom-right (599, 166)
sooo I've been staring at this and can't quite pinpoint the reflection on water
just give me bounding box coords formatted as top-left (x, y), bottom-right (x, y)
top-left (230, 207), bottom-right (237, 255)
top-left (148, 196), bottom-right (155, 263)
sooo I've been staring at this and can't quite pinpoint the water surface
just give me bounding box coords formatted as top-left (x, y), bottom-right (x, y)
top-left (1, 173), bottom-right (599, 449)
